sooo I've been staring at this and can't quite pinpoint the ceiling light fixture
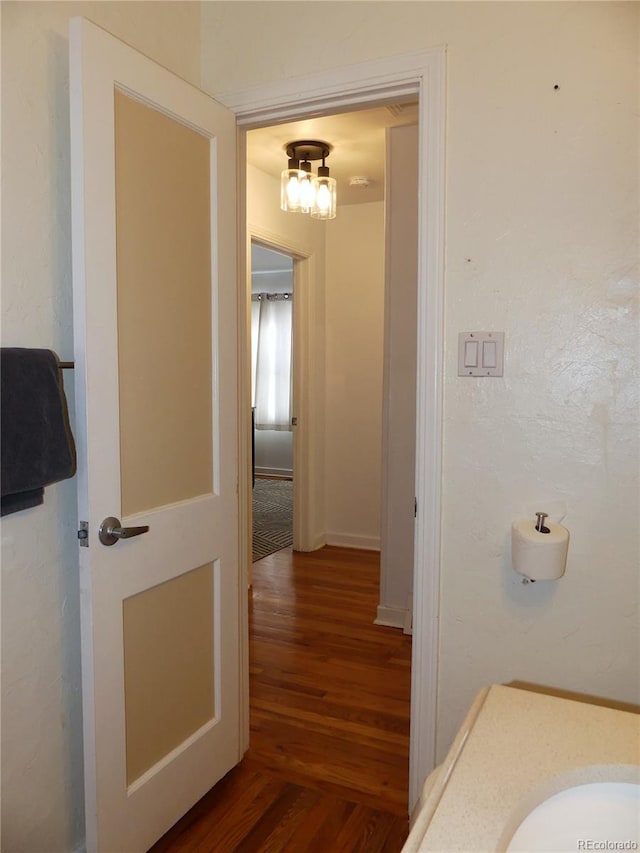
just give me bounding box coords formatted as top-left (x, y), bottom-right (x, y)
top-left (280, 140), bottom-right (337, 220)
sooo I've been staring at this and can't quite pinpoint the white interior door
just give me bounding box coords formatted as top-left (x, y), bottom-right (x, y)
top-left (69, 18), bottom-right (243, 852)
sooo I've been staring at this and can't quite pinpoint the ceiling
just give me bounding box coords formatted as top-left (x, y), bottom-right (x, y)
top-left (246, 102), bottom-right (418, 207)
top-left (251, 244), bottom-right (293, 274)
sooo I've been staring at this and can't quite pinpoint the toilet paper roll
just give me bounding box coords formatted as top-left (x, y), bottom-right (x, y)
top-left (511, 520), bottom-right (569, 581)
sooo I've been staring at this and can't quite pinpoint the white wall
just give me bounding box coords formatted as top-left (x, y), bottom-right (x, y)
top-left (324, 202), bottom-right (386, 550)
top-left (378, 124), bottom-right (419, 629)
top-left (1, 4), bottom-right (202, 850)
top-left (202, 1), bottom-right (640, 760)
top-left (254, 431), bottom-right (292, 478)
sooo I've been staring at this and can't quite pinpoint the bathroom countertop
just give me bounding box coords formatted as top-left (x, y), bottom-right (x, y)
top-left (405, 684), bottom-right (640, 851)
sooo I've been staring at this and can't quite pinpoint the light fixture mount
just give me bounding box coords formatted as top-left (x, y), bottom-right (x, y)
top-left (284, 140), bottom-right (332, 163)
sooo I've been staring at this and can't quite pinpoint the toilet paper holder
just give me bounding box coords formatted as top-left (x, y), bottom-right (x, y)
top-left (535, 512), bottom-right (550, 534)
top-left (512, 511), bottom-right (570, 584)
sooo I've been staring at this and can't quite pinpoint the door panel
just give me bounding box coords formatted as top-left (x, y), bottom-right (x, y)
top-left (69, 18), bottom-right (243, 852)
top-left (115, 91), bottom-right (214, 515)
top-left (122, 562), bottom-right (216, 786)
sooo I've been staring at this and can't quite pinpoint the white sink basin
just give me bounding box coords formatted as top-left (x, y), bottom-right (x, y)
top-left (507, 782), bottom-right (640, 852)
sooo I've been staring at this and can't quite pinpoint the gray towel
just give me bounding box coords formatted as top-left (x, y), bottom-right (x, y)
top-left (1, 348), bottom-right (76, 516)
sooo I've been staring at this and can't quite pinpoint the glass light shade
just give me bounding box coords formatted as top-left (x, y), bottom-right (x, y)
top-left (299, 173), bottom-right (315, 212)
top-left (311, 175), bottom-right (337, 220)
top-left (280, 168), bottom-right (305, 212)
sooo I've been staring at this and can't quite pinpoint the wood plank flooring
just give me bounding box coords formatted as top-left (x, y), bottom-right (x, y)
top-left (151, 546), bottom-right (412, 852)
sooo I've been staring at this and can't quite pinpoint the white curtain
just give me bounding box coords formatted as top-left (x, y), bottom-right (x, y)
top-left (252, 296), bottom-right (293, 431)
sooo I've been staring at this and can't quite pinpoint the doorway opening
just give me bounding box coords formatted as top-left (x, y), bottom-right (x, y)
top-left (244, 103), bottom-right (419, 816)
top-left (246, 103), bottom-right (419, 562)
top-left (232, 48), bottom-right (446, 811)
top-left (250, 242), bottom-right (295, 562)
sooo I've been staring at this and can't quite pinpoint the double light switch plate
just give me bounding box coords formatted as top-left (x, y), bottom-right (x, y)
top-left (458, 331), bottom-right (504, 377)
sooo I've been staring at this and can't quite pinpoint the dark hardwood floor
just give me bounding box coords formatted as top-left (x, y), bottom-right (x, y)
top-left (151, 546), bottom-right (412, 852)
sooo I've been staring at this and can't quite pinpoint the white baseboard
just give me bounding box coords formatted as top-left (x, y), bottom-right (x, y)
top-left (311, 533), bottom-right (326, 551)
top-left (324, 532), bottom-right (381, 551)
top-left (255, 466), bottom-right (293, 479)
top-left (295, 534), bottom-right (326, 552)
top-left (374, 604), bottom-right (408, 629)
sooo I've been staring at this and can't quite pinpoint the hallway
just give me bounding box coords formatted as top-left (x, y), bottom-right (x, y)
top-left (151, 546), bottom-right (412, 852)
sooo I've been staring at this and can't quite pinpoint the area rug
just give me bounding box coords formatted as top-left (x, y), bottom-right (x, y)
top-left (252, 478), bottom-right (293, 561)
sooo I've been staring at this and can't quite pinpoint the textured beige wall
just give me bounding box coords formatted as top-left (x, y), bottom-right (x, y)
top-left (202, 2), bottom-right (640, 760)
top-left (1, 4), bottom-right (202, 850)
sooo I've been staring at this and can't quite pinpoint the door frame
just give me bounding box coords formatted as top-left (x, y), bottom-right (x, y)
top-left (248, 230), bottom-right (322, 555)
top-left (222, 47), bottom-right (446, 810)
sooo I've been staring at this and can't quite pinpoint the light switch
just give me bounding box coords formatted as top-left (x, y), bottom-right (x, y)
top-left (464, 340), bottom-right (479, 367)
top-left (482, 340), bottom-right (497, 369)
top-left (458, 332), bottom-right (504, 377)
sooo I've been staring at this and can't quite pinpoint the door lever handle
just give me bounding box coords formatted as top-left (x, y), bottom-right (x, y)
top-left (99, 516), bottom-right (150, 546)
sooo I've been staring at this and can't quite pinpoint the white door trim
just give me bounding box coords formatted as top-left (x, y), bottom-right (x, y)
top-left (220, 47), bottom-right (446, 811)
